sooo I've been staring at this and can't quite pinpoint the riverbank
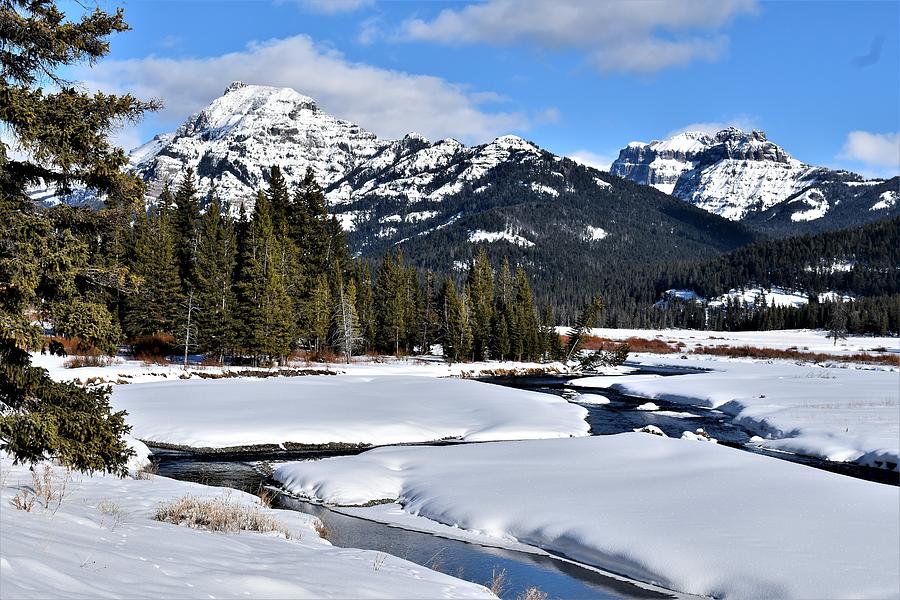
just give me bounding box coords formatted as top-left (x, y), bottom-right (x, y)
top-left (0, 453), bottom-right (495, 599)
top-left (273, 434), bottom-right (900, 600)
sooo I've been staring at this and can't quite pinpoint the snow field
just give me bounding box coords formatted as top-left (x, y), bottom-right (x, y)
top-left (110, 375), bottom-right (589, 449)
top-left (0, 455), bottom-right (493, 599)
top-left (273, 434), bottom-right (900, 600)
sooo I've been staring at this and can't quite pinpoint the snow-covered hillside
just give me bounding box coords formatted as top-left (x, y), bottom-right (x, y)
top-left (610, 127), bottom-right (896, 225)
top-left (123, 83), bottom-right (553, 218)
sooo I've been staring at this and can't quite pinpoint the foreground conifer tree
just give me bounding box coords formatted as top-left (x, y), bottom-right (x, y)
top-left (1, 0), bottom-right (157, 474)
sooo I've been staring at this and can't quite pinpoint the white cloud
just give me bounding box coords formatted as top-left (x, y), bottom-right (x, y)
top-left (667, 116), bottom-right (758, 137)
top-left (838, 131), bottom-right (900, 174)
top-left (536, 107), bottom-right (560, 124)
top-left (568, 150), bottom-right (615, 172)
top-left (357, 16), bottom-right (381, 45)
top-left (77, 35), bottom-right (528, 145)
top-left (288, 0), bottom-right (373, 14)
top-left (402, 0), bottom-right (757, 73)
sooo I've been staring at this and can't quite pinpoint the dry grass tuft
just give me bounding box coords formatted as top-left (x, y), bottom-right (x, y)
top-left (97, 499), bottom-right (127, 531)
top-left (312, 517), bottom-right (329, 539)
top-left (134, 461), bottom-right (159, 480)
top-left (489, 567), bottom-right (507, 596)
top-left (517, 586), bottom-right (549, 600)
top-left (63, 354), bottom-right (117, 368)
top-left (692, 344), bottom-right (899, 366)
top-left (154, 495), bottom-right (291, 538)
top-left (10, 465), bottom-right (70, 514)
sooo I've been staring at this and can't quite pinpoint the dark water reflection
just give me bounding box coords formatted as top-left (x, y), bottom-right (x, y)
top-left (156, 452), bottom-right (675, 600)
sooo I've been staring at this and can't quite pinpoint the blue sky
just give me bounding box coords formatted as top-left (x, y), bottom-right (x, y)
top-left (70, 0), bottom-right (899, 177)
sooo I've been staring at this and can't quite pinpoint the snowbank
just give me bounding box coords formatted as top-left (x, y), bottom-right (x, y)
top-left (111, 376), bottom-right (589, 448)
top-left (273, 435), bottom-right (900, 599)
top-left (0, 456), bottom-right (492, 599)
top-left (603, 358), bottom-right (899, 470)
top-left (571, 393), bottom-right (610, 405)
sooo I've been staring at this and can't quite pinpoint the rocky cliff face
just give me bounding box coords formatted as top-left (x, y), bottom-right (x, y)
top-left (609, 127), bottom-right (892, 224)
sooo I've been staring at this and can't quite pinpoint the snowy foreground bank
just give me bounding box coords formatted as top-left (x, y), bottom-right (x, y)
top-left (274, 434), bottom-right (900, 600)
top-left (580, 357), bottom-right (900, 470)
top-left (111, 375), bottom-right (589, 449)
top-left (0, 454), bottom-right (493, 599)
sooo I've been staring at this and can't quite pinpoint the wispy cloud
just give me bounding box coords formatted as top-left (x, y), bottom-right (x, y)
top-left (667, 116), bottom-right (758, 138)
top-left (401, 0), bottom-right (757, 74)
top-left (838, 130), bottom-right (900, 177)
top-left (567, 150), bottom-right (615, 172)
top-left (78, 35), bottom-right (530, 145)
top-left (282, 0), bottom-right (373, 15)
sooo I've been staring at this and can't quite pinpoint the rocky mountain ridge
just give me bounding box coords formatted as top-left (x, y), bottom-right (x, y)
top-left (609, 127), bottom-right (897, 228)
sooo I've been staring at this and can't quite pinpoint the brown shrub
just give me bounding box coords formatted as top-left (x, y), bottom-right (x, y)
top-left (692, 345), bottom-right (899, 366)
top-left (130, 333), bottom-right (176, 364)
top-left (564, 335), bottom-right (680, 354)
top-left (63, 354), bottom-right (117, 368)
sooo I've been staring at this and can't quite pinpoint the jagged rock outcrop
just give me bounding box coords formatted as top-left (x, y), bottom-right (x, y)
top-left (610, 127), bottom-right (895, 226)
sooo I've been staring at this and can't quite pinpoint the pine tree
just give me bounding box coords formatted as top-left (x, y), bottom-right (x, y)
top-left (495, 313), bottom-right (511, 361)
top-left (266, 165), bottom-right (291, 232)
top-left (194, 194), bottom-right (236, 363)
top-left (290, 167), bottom-right (330, 290)
top-left (439, 277), bottom-right (472, 363)
top-left (420, 270), bottom-right (439, 354)
top-left (827, 302), bottom-right (848, 346)
top-left (497, 256), bottom-right (514, 312)
top-left (172, 168), bottom-right (200, 290)
top-left (308, 274), bottom-right (332, 353)
top-left (234, 191), bottom-right (293, 363)
top-left (1, 0), bottom-right (157, 474)
top-left (264, 168), bottom-right (302, 342)
top-left (513, 267), bottom-right (539, 361)
top-left (467, 248), bottom-right (495, 360)
top-left (355, 263), bottom-right (376, 352)
top-left (374, 252), bottom-right (406, 355)
top-left (126, 201), bottom-right (182, 337)
top-left (540, 302), bottom-right (561, 360)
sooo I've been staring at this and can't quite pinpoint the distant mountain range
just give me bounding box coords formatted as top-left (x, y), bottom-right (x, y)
top-left (609, 128), bottom-right (898, 232)
top-left (35, 82), bottom-right (898, 312)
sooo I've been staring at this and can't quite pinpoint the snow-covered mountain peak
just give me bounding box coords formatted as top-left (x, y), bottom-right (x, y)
top-left (611, 127), bottom-right (830, 219)
top-left (130, 83), bottom-right (385, 205)
top-left (224, 80), bottom-right (247, 94)
top-left (489, 135), bottom-right (539, 152)
top-left (609, 127), bottom-right (895, 227)
top-left (178, 83), bottom-right (320, 141)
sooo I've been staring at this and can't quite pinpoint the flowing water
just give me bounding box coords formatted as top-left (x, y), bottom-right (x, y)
top-left (154, 365), bottom-right (896, 600)
top-left (156, 451), bottom-right (675, 600)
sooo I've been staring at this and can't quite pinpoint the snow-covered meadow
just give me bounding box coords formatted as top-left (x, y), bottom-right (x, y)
top-left (9, 328), bottom-right (899, 599)
top-left (0, 454), bottom-right (493, 599)
top-left (273, 434), bottom-right (900, 600)
top-left (110, 375), bottom-right (589, 449)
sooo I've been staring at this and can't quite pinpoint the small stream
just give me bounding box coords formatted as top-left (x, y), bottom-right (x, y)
top-left (486, 369), bottom-right (899, 486)
top-left (153, 365), bottom-right (897, 600)
top-left (156, 452), bottom-right (675, 600)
